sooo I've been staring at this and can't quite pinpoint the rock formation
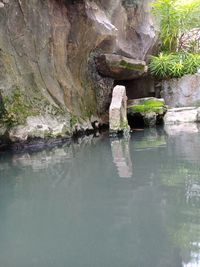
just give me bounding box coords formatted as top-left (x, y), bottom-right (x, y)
top-left (0, 0), bottom-right (157, 144)
top-left (96, 54), bottom-right (147, 80)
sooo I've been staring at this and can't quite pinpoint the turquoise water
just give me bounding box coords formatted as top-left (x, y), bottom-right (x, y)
top-left (0, 127), bottom-right (200, 267)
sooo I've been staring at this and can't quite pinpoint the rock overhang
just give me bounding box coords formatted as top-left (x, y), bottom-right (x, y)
top-left (95, 53), bottom-right (148, 80)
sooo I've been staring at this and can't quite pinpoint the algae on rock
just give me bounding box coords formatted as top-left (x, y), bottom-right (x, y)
top-left (127, 98), bottom-right (167, 127)
top-left (128, 98), bottom-right (165, 114)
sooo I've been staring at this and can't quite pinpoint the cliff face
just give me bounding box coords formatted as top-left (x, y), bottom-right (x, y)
top-left (0, 0), bottom-right (157, 141)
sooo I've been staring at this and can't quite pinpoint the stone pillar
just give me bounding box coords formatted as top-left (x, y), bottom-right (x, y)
top-left (109, 85), bottom-right (130, 135)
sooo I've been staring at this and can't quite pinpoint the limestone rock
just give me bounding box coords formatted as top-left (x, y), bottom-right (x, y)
top-left (9, 116), bottom-right (71, 142)
top-left (162, 74), bottom-right (200, 107)
top-left (109, 85), bottom-right (130, 134)
top-left (96, 54), bottom-right (147, 80)
top-left (164, 107), bottom-right (200, 124)
top-left (73, 119), bottom-right (94, 134)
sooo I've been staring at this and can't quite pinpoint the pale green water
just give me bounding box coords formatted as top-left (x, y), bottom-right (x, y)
top-left (0, 127), bottom-right (200, 267)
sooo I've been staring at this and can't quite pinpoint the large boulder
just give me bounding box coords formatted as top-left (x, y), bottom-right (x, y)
top-left (162, 74), bottom-right (200, 107)
top-left (96, 54), bottom-right (147, 80)
top-left (109, 85), bottom-right (130, 135)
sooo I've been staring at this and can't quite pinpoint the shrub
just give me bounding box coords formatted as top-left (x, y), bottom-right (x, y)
top-left (149, 52), bottom-right (200, 78)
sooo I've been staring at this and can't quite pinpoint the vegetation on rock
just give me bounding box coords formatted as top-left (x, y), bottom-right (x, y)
top-left (0, 89), bottom-right (37, 127)
top-left (128, 99), bottom-right (165, 113)
top-left (149, 52), bottom-right (200, 78)
top-left (0, 89), bottom-right (69, 129)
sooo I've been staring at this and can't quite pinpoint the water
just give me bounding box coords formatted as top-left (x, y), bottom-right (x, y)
top-left (1, 125), bottom-right (200, 267)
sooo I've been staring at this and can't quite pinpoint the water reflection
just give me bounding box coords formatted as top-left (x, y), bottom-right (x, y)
top-left (0, 128), bottom-right (200, 266)
top-left (164, 123), bottom-right (200, 135)
top-left (133, 128), bottom-right (166, 150)
top-left (111, 138), bottom-right (133, 178)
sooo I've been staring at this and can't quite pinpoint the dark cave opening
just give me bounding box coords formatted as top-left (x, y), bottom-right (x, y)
top-left (127, 113), bottom-right (145, 128)
top-left (114, 76), bottom-right (157, 100)
top-left (127, 113), bottom-right (164, 129)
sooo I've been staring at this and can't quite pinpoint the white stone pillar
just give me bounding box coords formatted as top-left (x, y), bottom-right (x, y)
top-left (109, 85), bottom-right (130, 135)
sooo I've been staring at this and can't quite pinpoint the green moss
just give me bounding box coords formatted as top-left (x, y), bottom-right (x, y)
top-left (0, 87), bottom-right (70, 129)
top-left (1, 89), bottom-right (38, 127)
top-left (144, 99), bottom-right (164, 106)
top-left (120, 120), bottom-right (129, 129)
top-left (120, 60), bottom-right (144, 71)
top-left (128, 99), bottom-right (164, 113)
top-left (70, 114), bottom-right (78, 127)
top-left (195, 100), bottom-right (200, 107)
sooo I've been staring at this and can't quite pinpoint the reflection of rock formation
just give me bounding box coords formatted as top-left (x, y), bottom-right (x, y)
top-left (111, 138), bottom-right (132, 178)
top-left (134, 128), bottom-right (166, 150)
top-left (10, 135), bottom-right (100, 170)
top-left (164, 124), bottom-right (200, 164)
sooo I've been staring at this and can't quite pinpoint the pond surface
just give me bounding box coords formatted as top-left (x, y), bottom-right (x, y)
top-left (1, 125), bottom-right (200, 267)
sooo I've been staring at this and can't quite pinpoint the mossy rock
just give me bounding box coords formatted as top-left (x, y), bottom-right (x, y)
top-left (0, 88), bottom-right (69, 129)
top-left (96, 54), bottom-right (147, 80)
top-left (120, 60), bottom-right (145, 71)
top-left (128, 98), bottom-right (166, 114)
top-left (0, 89), bottom-right (36, 128)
